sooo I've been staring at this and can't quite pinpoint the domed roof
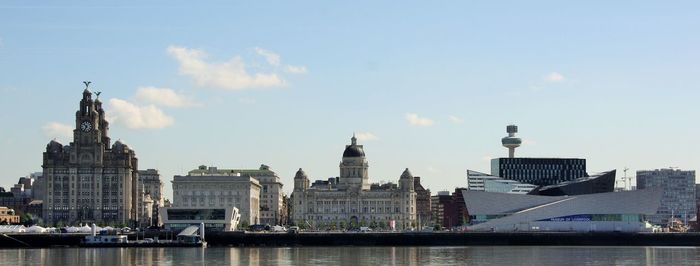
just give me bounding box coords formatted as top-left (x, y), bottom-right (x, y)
top-left (112, 140), bottom-right (129, 150)
top-left (294, 168), bottom-right (307, 179)
top-left (343, 145), bottom-right (365, 157)
top-left (342, 134), bottom-right (365, 157)
top-left (400, 168), bottom-right (413, 179)
top-left (46, 140), bottom-right (63, 153)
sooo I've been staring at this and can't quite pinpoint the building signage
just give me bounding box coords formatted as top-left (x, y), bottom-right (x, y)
top-left (538, 214), bottom-right (592, 222)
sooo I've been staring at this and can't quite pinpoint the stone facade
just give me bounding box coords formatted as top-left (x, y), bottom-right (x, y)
top-left (42, 89), bottom-right (139, 225)
top-left (138, 169), bottom-right (164, 226)
top-left (414, 176), bottom-right (432, 227)
top-left (172, 172), bottom-right (261, 225)
top-left (291, 135), bottom-right (417, 230)
top-left (187, 165), bottom-right (284, 225)
top-left (0, 207), bottom-right (19, 224)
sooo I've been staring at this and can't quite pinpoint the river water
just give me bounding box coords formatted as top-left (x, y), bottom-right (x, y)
top-left (0, 246), bottom-right (699, 265)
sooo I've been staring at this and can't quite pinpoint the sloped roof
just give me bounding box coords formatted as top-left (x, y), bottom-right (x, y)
top-left (464, 188), bottom-right (663, 230)
top-left (178, 225), bottom-right (200, 237)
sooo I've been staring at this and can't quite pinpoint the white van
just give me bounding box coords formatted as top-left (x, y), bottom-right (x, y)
top-left (271, 225), bottom-right (287, 232)
top-left (360, 227), bottom-right (372, 232)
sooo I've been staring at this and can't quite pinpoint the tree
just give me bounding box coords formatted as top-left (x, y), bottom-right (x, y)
top-left (298, 220), bottom-right (308, 230)
top-left (349, 220), bottom-right (358, 229)
top-left (339, 221), bottom-right (347, 231)
top-left (239, 221), bottom-right (250, 231)
top-left (379, 220), bottom-right (388, 230)
top-left (20, 213), bottom-right (33, 226)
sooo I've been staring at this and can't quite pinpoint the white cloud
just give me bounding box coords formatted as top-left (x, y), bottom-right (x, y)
top-left (285, 65), bottom-right (308, 74)
top-left (42, 122), bottom-right (73, 141)
top-left (355, 132), bottom-right (378, 141)
top-left (544, 72), bottom-right (565, 82)
top-left (135, 86), bottom-right (199, 108)
top-left (448, 115), bottom-right (464, 124)
top-left (482, 155), bottom-right (493, 161)
top-left (107, 98), bottom-right (174, 129)
top-left (405, 113), bottom-right (434, 126)
top-left (254, 47), bottom-right (281, 66)
top-left (167, 46), bottom-right (285, 90)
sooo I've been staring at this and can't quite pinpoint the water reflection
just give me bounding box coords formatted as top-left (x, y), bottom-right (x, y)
top-left (1, 246), bottom-right (700, 265)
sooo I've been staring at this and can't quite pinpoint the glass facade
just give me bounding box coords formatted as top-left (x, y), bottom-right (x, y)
top-left (166, 209), bottom-right (226, 220)
top-left (491, 158), bottom-right (587, 186)
top-left (637, 169), bottom-right (696, 226)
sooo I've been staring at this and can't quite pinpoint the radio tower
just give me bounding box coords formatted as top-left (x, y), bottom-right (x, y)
top-left (501, 124), bottom-right (522, 158)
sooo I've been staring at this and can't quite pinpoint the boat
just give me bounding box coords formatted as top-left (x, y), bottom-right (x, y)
top-left (81, 223), bottom-right (207, 247)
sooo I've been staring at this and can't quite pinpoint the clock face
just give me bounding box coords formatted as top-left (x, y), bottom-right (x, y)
top-left (80, 121), bottom-right (92, 132)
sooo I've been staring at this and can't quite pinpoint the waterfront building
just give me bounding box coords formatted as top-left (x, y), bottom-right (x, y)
top-left (430, 191), bottom-right (449, 228)
top-left (636, 168), bottom-right (696, 226)
top-left (467, 170), bottom-right (537, 194)
top-left (0, 191), bottom-right (30, 217)
top-left (137, 169), bottom-right (164, 226)
top-left (31, 173), bottom-right (45, 201)
top-left (186, 165), bottom-right (284, 225)
top-left (530, 170), bottom-right (615, 196)
top-left (11, 176), bottom-right (34, 199)
top-left (430, 189), bottom-right (468, 229)
top-left (0, 207), bottom-right (19, 224)
top-left (414, 177), bottom-right (432, 227)
top-left (464, 189), bottom-right (663, 232)
top-left (696, 184), bottom-right (700, 220)
top-left (291, 135), bottom-right (417, 230)
top-left (172, 171), bottom-right (261, 225)
top-left (159, 206), bottom-right (241, 232)
top-left (42, 89), bottom-right (140, 226)
top-left (490, 158), bottom-right (587, 186)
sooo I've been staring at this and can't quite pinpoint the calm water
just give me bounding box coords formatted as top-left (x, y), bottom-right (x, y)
top-left (0, 246), bottom-right (699, 266)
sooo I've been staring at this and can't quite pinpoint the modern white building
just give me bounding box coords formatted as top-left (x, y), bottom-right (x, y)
top-left (159, 207), bottom-right (241, 232)
top-left (467, 170), bottom-right (537, 194)
top-left (187, 165), bottom-right (284, 225)
top-left (636, 168), bottom-right (696, 226)
top-left (172, 173), bottom-right (260, 225)
top-left (464, 189), bottom-right (663, 232)
top-left (291, 135), bottom-right (417, 230)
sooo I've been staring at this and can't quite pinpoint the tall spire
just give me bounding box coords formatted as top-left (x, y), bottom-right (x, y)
top-left (351, 133), bottom-right (357, 145)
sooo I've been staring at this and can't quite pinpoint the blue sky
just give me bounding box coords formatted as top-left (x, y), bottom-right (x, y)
top-left (1, 1), bottom-right (699, 199)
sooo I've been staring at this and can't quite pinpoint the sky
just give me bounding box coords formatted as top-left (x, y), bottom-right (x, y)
top-left (1, 1), bottom-right (699, 200)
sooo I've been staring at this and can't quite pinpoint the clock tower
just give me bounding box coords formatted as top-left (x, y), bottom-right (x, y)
top-left (43, 84), bottom-right (138, 226)
top-left (71, 88), bottom-right (111, 166)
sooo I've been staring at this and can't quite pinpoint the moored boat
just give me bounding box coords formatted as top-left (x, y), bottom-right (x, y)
top-left (81, 223), bottom-right (207, 247)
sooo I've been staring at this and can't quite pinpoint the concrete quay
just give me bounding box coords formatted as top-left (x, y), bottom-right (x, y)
top-left (2, 232), bottom-right (700, 248)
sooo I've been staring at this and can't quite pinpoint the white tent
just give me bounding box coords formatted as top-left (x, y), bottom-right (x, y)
top-left (27, 225), bottom-right (46, 233)
top-left (65, 226), bottom-right (80, 233)
top-left (0, 225), bottom-right (26, 233)
top-left (78, 225), bottom-right (92, 233)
